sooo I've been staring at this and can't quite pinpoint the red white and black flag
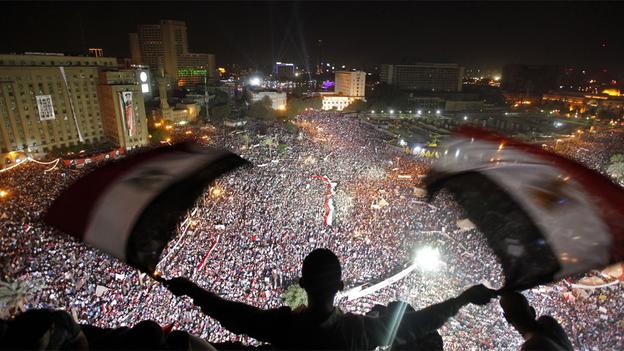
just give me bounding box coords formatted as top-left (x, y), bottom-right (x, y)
top-left (426, 126), bottom-right (624, 290)
top-left (44, 142), bottom-right (249, 273)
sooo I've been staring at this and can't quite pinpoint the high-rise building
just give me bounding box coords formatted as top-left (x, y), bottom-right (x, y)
top-left (176, 54), bottom-right (215, 87)
top-left (97, 71), bottom-right (149, 149)
top-left (501, 64), bottom-right (562, 96)
top-left (335, 71), bottom-right (365, 97)
top-left (0, 53), bottom-right (147, 155)
top-left (129, 20), bottom-right (215, 87)
top-left (322, 70), bottom-right (366, 111)
top-left (129, 33), bottom-right (142, 65)
top-left (380, 63), bottom-right (464, 92)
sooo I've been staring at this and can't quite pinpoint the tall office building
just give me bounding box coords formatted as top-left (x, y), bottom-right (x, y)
top-left (322, 70), bottom-right (366, 111)
top-left (97, 71), bottom-right (149, 149)
top-left (129, 20), bottom-right (215, 87)
top-left (335, 70), bottom-right (366, 97)
top-left (380, 63), bottom-right (464, 92)
top-left (0, 53), bottom-right (147, 155)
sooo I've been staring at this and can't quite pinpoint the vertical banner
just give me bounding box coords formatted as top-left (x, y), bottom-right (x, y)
top-left (119, 91), bottom-right (135, 137)
top-left (36, 95), bottom-right (56, 120)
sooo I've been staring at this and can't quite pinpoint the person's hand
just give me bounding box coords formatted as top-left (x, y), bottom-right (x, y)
top-left (164, 277), bottom-right (200, 297)
top-left (459, 284), bottom-right (497, 305)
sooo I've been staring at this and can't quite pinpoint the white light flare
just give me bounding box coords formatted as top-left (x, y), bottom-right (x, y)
top-left (415, 247), bottom-right (441, 271)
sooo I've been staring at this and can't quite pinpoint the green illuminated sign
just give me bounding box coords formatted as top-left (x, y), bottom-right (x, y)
top-left (177, 68), bottom-right (208, 76)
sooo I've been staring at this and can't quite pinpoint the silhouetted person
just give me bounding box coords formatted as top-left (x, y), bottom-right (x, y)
top-left (500, 292), bottom-right (573, 350)
top-left (165, 248), bottom-right (496, 350)
top-left (3, 309), bottom-right (88, 350)
top-left (166, 329), bottom-right (218, 351)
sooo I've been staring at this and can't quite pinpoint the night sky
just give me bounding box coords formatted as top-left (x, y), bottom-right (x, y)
top-left (1, 1), bottom-right (622, 74)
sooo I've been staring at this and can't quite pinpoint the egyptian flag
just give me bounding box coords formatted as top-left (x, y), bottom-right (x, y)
top-left (426, 126), bottom-right (624, 290)
top-left (44, 142), bottom-right (249, 273)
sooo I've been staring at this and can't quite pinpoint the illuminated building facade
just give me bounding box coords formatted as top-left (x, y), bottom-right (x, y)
top-left (380, 63), bottom-right (464, 92)
top-left (542, 91), bottom-right (624, 115)
top-left (176, 53), bottom-right (215, 86)
top-left (0, 54), bottom-right (117, 154)
top-left (335, 70), bottom-right (365, 97)
top-left (321, 95), bottom-right (360, 111)
top-left (129, 20), bottom-right (215, 87)
top-left (97, 71), bottom-right (149, 149)
top-left (321, 71), bottom-right (366, 111)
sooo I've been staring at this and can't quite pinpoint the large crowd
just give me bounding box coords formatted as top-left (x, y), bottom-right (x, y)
top-left (1, 111), bottom-right (623, 350)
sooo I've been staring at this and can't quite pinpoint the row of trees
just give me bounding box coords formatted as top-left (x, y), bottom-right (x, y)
top-left (608, 154), bottom-right (624, 185)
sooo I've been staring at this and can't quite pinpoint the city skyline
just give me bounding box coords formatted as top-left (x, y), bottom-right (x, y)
top-left (1, 1), bottom-right (623, 74)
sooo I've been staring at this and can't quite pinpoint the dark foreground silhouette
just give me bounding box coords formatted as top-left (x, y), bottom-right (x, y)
top-left (0, 249), bottom-right (574, 350)
top-left (163, 248), bottom-right (496, 349)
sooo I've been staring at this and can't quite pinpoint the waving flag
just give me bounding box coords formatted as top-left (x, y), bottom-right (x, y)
top-left (426, 126), bottom-right (624, 290)
top-left (311, 175), bottom-right (337, 226)
top-left (44, 142), bottom-right (249, 273)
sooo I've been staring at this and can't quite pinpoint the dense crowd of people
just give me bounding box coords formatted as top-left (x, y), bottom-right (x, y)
top-left (1, 111), bottom-right (623, 349)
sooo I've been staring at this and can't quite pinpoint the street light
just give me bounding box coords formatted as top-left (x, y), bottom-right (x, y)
top-left (0, 190), bottom-right (8, 198)
top-left (389, 109), bottom-right (395, 114)
top-left (436, 110), bottom-right (441, 115)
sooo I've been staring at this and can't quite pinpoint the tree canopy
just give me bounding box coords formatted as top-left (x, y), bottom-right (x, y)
top-left (607, 153), bottom-right (624, 185)
top-left (281, 283), bottom-right (307, 309)
top-left (210, 104), bottom-right (232, 121)
top-left (342, 99), bottom-right (368, 112)
top-left (286, 97), bottom-right (322, 118)
top-left (248, 100), bottom-right (276, 120)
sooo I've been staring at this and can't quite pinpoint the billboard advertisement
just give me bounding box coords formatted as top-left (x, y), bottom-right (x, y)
top-left (119, 91), bottom-right (135, 137)
top-left (36, 95), bottom-right (55, 120)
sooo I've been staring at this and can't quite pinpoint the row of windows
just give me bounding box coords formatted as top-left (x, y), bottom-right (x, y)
top-left (0, 60), bottom-right (114, 67)
top-left (1, 136), bottom-right (105, 153)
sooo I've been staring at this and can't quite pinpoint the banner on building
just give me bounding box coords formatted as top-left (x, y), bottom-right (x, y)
top-left (36, 95), bottom-right (55, 120)
top-left (119, 91), bottom-right (135, 137)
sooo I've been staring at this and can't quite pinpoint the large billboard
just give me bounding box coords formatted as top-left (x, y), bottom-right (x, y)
top-left (36, 95), bottom-right (55, 120)
top-left (119, 91), bottom-right (135, 137)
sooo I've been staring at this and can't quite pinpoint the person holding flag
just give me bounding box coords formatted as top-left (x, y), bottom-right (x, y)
top-left (163, 248), bottom-right (497, 350)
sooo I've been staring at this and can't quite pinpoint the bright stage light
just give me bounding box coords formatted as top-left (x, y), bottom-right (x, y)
top-left (249, 77), bottom-right (261, 86)
top-left (415, 247), bottom-right (440, 271)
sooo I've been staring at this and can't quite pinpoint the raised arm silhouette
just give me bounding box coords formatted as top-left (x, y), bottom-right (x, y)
top-left (165, 248), bottom-right (497, 350)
